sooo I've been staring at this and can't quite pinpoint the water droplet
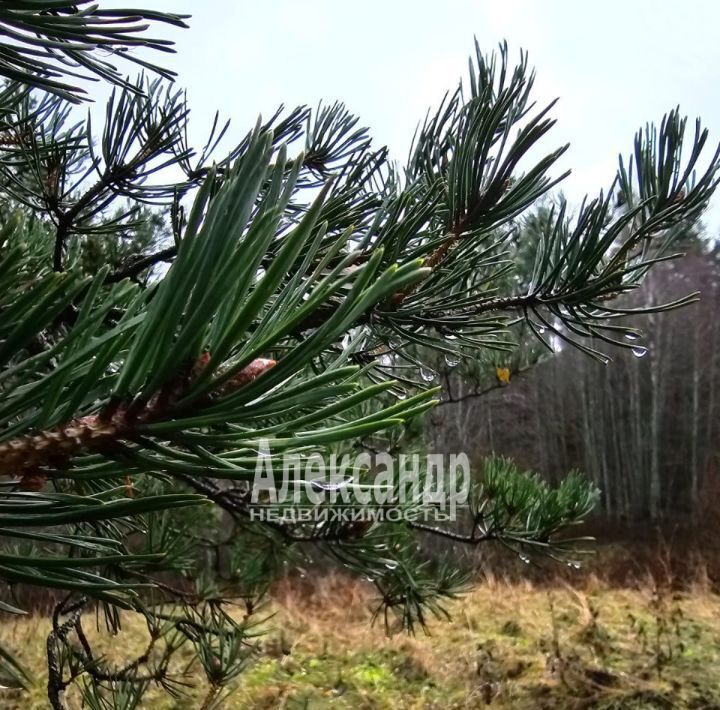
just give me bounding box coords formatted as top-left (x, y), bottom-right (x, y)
top-left (631, 346), bottom-right (648, 358)
top-left (393, 389), bottom-right (407, 400)
top-left (444, 353), bottom-right (461, 368)
top-left (519, 554), bottom-right (530, 565)
top-left (567, 561), bottom-right (582, 570)
top-left (447, 334), bottom-right (458, 341)
top-left (624, 331), bottom-right (640, 342)
top-left (384, 560), bottom-right (398, 570)
top-left (310, 476), bottom-right (353, 492)
top-left (420, 367), bottom-right (437, 383)
top-left (538, 326), bottom-right (546, 334)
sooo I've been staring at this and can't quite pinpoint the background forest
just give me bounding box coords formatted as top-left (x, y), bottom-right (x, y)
top-left (429, 214), bottom-right (720, 524)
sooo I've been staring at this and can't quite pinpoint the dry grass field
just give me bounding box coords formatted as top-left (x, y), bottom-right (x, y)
top-left (1, 562), bottom-right (719, 709)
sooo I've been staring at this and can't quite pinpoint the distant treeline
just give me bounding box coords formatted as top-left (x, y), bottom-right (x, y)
top-left (428, 244), bottom-right (720, 521)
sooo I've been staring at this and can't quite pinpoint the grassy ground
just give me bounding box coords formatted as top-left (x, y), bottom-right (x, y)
top-left (1, 571), bottom-right (719, 709)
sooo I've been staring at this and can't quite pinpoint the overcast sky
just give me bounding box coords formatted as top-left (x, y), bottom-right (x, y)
top-left (100, 0), bottom-right (720, 232)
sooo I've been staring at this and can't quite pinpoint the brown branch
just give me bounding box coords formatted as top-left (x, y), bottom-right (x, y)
top-left (2, 358), bottom-right (275, 486)
top-left (407, 521), bottom-right (495, 544)
top-left (295, 292), bottom-right (536, 334)
top-left (106, 246), bottom-right (178, 283)
top-left (51, 138), bottom-right (168, 272)
top-left (173, 474), bottom-right (365, 543)
top-left (47, 596), bottom-right (88, 710)
top-left (72, 616), bottom-right (166, 685)
top-left (434, 363), bottom-right (534, 408)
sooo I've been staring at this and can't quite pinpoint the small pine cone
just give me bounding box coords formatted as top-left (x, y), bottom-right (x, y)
top-left (0, 414), bottom-right (123, 477)
top-left (216, 358), bottom-right (277, 396)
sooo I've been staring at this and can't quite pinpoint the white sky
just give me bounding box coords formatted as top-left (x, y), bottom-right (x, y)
top-left (99, 0), bottom-right (720, 233)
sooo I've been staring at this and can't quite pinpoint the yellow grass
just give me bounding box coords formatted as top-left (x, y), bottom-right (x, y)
top-left (1, 573), bottom-right (719, 708)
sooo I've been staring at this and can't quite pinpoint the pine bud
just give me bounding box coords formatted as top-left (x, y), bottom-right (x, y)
top-left (671, 188), bottom-right (686, 204)
top-left (216, 358), bottom-right (277, 396)
top-left (192, 350), bottom-right (212, 379)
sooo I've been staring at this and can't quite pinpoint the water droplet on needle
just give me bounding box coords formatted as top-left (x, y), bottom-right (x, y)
top-left (444, 353), bottom-right (461, 368)
top-left (420, 367), bottom-right (437, 383)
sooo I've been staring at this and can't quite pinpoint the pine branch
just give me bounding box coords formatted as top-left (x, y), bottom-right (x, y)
top-left (0, 28), bottom-right (717, 707)
top-left (0, 3), bottom-right (190, 102)
top-left (0, 356), bottom-right (276, 487)
top-left (434, 363), bottom-right (533, 408)
top-left (106, 245), bottom-right (176, 283)
top-left (47, 596), bottom-right (88, 710)
top-left (50, 131), bottom-right (177, 270)
top-left (407, 521), bottom-right (496, 543)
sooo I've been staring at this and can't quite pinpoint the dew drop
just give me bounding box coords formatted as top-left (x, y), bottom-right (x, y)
top-left (624, 331), bottom-right (640, 342)
top-left (444, 353), bottom-right (461, 368)
top-left (310, 476), bottom-right (353, 492)
top-left (393, 389), bottom-right (407, 400)
top-left (538, 326), bottom-right (546, 334)
top-left (420, 367), bottom-right (438, 383)
top-left (567, 561), bottom-right (582, 570)
top-left (519, 554), bottom-right (530, 565)
top-left (384, 560), bottom-right (398, 570)
top-left (631, 346), bottom-right (648, 358)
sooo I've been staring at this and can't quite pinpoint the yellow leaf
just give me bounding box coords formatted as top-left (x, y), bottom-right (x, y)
top-left (496, 367), bottom-right (510, 385)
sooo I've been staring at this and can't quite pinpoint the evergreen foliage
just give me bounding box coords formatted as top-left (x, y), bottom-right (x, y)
top-left (0, 4), bottom-right (716, 707)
